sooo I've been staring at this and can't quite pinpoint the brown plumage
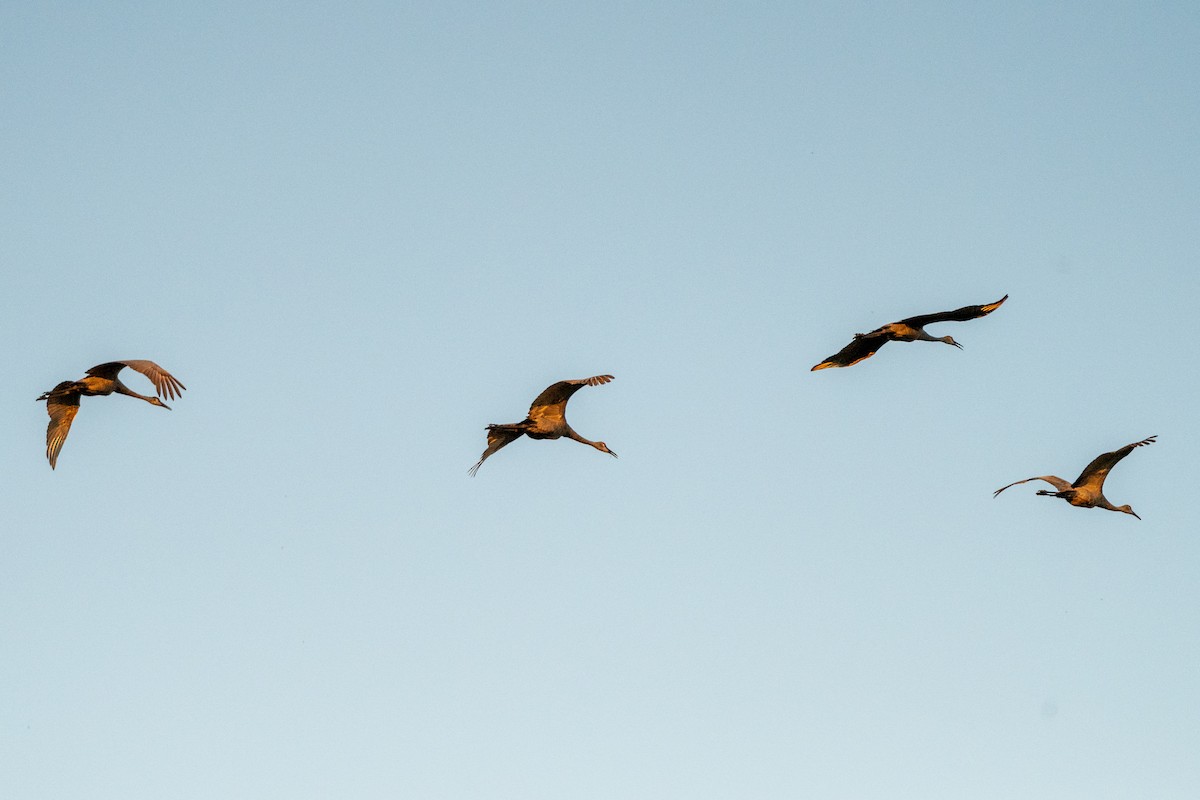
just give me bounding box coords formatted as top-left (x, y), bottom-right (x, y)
top-left (811, 295), bottom-right (1008, 370)
top-left (993, 436), bottom-right (1156, 519)
top-left (36, 360), bottom-right (186, 469)
top-left (470, 375), bottom-right (617, 476)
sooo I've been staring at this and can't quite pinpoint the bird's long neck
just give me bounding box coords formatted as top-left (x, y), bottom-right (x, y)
top-left (565, 427), bottom-right (601, 450)
top-left (1093, 496), bottom-right (1136, 517)
top-left (914, 330), bottom-right (952, 345)
top-left (114, 381), bottom-right (157, 404)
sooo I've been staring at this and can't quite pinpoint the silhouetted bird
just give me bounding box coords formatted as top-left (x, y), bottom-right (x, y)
top-left (993, 436), bottom-right (1156, 519)
top-left (470, 375), bottom-right (617, 476)
top-left (36, 360), bottom-right (186, 469)
top-left (811, 295), bottom-right (1008, 370)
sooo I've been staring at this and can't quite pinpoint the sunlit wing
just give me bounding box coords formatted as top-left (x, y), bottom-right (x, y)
top-left (527, 375), bottom-right (614, 423)
top-left (810, 331), bottom-right (890, 370)
top-left (45, 390), bottom-right (81, 470)
top-left (900, 295), bottom-right (1008, 328)
top-left (87, 360), bottom-right (187, 401)
top-left (468, 425), bottom-right (526, 476)
top-left (1072, 436), bottom-right (1156, 489)
top-left (993, 475), bottom-right (1073, 497)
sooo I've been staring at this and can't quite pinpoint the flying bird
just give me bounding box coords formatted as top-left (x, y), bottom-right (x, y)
top-left (811, 294), bottom-right (1008, 370)
top-left (470, 375), bottom-right (617, 476)
top-left (993, 436), bottom-right (1156, 519)
top-left (36, 360), bottom-right (186, 469)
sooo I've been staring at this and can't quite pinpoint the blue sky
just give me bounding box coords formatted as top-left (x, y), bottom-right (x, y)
top-left (2, 2), bottom-right (1198, 797)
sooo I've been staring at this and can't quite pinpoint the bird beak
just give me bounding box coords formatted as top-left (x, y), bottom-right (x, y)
top-left (1131, 510), bottom-right (1141, 520)
top-left (608, 450), bottom-right (618, 459)
top-left (951, 341), bottom-right (964, 350)
top-left (159, 401), bottom-right (172, 410)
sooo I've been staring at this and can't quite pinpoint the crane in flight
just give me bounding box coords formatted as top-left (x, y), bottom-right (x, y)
top-left (470, 375), bottom-right (617, 476)
top-left (993, 436), bottom-right (1156, 519)
top-left (811, 294), bottom-right (1007, 370)
top-left (36, 360), bottom-right (186, 469)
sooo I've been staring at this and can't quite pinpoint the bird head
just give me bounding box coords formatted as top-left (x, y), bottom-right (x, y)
top-left (1119, 504), bottom-right (1141, 520)
top-left (595, 442), bottom-right (617, 458)
top-left (150, 397), bottom-right (172, 410)
top-left (942, 336), bottom-right (963, 350)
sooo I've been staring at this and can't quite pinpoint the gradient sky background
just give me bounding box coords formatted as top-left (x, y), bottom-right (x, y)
top-left (2, 2), bottom-right (1198, 798)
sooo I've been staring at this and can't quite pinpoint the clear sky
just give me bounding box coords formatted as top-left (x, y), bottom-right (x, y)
top-left (2, 2), bottom-right (1198, 797)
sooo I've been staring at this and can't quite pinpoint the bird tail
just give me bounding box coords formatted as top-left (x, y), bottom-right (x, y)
top-left (37, 381), bottom-right (77, 402)
top-left (486, 422), bottom-right (531, 433)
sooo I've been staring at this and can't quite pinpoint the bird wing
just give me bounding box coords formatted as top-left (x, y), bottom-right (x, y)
top-left (810, 331), bottom-right (891, 370)
top-left (45, 388), bottom-right (81, 470)
top-left (468, 424), bottom-right (527, 476)
top-left (527, 375), bottom-right (614, 424)
top-left (993, 475), bottom-right (1073, 497)
top-left (1071, 436), bottom-right (1156, 489)
top-left (86, 360), bottom-right (187, 401)
top-left (899, 295), bottom-right (1008, 328)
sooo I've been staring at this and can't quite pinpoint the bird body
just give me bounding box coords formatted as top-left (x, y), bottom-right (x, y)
top-left (876, 321), bottom-right (957, 343)
top-left (811, 294), bottom-right (1007, 370)
top-left (36, 360), bottom-right (186, 469)
top-left (993, 436), bottom-right (1156, 519)
top-left (470, 375), bottom-right (617, 475)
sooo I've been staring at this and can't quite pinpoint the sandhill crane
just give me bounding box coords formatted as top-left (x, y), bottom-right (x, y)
top-left (993, 436), bottom-right (1156, 519)
top-left (36, 360), bottom-right (186, 469)
top-left (470, 374), bottom-right (617, 476)
top-left (811, 294), bottom-right (1008, 370)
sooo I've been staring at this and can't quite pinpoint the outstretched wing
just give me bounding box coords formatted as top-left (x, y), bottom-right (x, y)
top-left (811, 331), bottom-right (891, 371)
top-left (900, 295), bottom-right (1008, 328)
top-left (468, 424), bottom-right (527, 476)
top-left (87, 360), bottom-right (187, 401)
top-left (1072, 436), bottom-right (1156, 490)
top-left (527, 374), bottom-right (614, 424)
top-left (44, 385), bottom-right (81, 470)
top-left (993, 474), bottom-right (1073, 497)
